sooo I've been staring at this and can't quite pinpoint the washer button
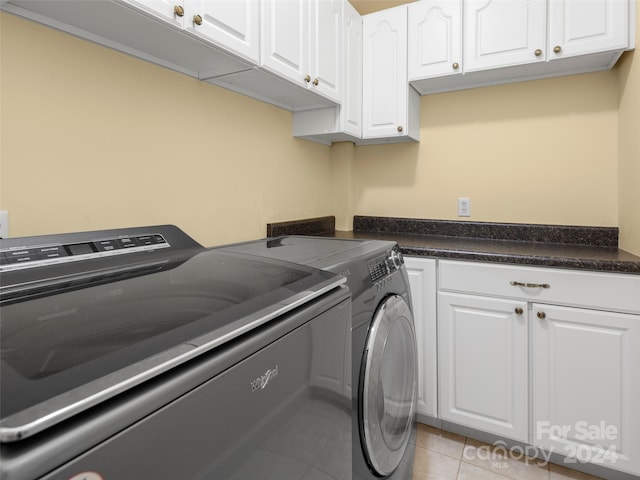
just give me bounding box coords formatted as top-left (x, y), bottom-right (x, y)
top-left (117, 237), bottom-right (139, 249)
top-left (95, 239), bottom-right (119, 252)
top-left (136, 235), bottom-right (155, 246)
top-left (4, 249), bottom-right (41, 264)
top-left (37, 245), bottom-right (68, 259)
top-left (152, 234), bottom-right (166, 244)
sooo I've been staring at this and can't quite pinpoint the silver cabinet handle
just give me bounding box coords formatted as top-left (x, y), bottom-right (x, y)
top-left (510, 281), bottom-right (550, 289)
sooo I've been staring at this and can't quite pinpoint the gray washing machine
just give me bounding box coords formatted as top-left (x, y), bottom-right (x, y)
top-left (219, 236), bottom-right (418, 480)
top-left (0, 226), bottom-right (352, 480)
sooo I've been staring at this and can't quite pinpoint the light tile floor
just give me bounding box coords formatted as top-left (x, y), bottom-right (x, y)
top-left (413, 424), bottom-right (605, 480)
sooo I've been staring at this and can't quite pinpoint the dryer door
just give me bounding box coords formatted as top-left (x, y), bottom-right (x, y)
top-left (360, 294), bottom-right (417, 476)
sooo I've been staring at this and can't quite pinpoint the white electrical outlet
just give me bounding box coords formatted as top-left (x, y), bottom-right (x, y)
top-left (458, 198), bottom-right (471, 217)
top-left (0, 211), bottom-right (8, 238)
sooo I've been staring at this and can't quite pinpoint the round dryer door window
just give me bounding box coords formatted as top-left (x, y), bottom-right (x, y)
top-left (360, 294), bottom-right (417, 476)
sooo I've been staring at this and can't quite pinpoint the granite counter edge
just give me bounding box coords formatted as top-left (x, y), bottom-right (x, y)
top-left (398, 245), bottom-right (640, 274)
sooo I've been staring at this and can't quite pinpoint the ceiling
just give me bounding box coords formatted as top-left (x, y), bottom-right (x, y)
top-left (349, 0), bottom-right (416, 15)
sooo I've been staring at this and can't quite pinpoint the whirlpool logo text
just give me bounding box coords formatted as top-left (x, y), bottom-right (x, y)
top-left (250, 366), bottom-right (279, 392)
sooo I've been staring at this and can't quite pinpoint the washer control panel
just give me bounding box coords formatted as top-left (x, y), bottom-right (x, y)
top-left (0, 233), bottom-right (170, 272)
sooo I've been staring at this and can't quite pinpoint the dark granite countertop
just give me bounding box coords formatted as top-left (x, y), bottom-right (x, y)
top-left (335, 230), bottom-right (640, 274)
top-left (267, 216), bottom-right (640, 275)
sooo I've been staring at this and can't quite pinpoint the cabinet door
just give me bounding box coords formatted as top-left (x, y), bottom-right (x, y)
top-left (408, 0), bottom-right (462, 80)
top-left (308, 0), bottom-right (342, 103)
top-left (185, 0), bottom-right (259, 63)
top-left (464, 0), bottom-right (547, 72)
top-left (532, 304), bottom-right (640, 476)
top-left (438, 292), bottom-right (528, 441)
top-left (362, 5), bottom-right (408, 138)
top-left (548, 0), bottom-right (629, 60)
top-left (261, 0), bottom-right (307, 87)
top-left (342, 0), bottom-right (362, 137)
top-left (405, 257), bottom-right (438, 419)
top-left (124, 0), bottom-right (185, 28)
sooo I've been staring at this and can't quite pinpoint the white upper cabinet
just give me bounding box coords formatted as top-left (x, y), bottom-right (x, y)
top-left (184, 0), bottom-right (260, 64)
top-left (261, 0), bottom-right (341, 103)
top-left (125, 0), bottom-right (185, 28)
top-left (464, 0), bottom-right (547, 72)
top-left (409, 0), bottom-right (635, 95)
top-left (408, 0), bottom-right (462, 80)
top-left (261, 0), bottom-right (307, 86)
top-left (292, 0), bottom-right (361, 144)
top-left (1, 0), bottom-right (343, 111)
top-left (362, 5), bottom-right (419, 142)
top-left (342, 0), bottom-right (363, 137)
top-left (308, 0), bottom-right (342, 103)
top-left (363, 6), bottom-right (407, 138)
top-left (1, 0), bottom-right (253, 78)
top-left (548, 0), bottom-right (630, 60)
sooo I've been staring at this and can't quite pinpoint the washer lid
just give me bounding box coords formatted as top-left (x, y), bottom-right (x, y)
top-left (1, 235), bottom-right (344, 442)
top-left (218, 236), bottom-right (397, 270)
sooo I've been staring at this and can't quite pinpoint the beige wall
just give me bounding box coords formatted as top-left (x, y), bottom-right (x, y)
top-left (0, 13), bottom-right (333, 246)
top-left (618, 2), bottom-right (640, 256)
top-left (350, 71), bottom-right (620, 227)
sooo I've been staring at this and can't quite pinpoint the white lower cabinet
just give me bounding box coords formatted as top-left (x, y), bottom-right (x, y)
top-left (405, 257), bottom-right (438, 419)
top-left (434, 260), bottom-right (640, 476)
top-left (438, 292), bottom-right (529, 442)
top-left (532, 303), bottom-right (640, 476)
